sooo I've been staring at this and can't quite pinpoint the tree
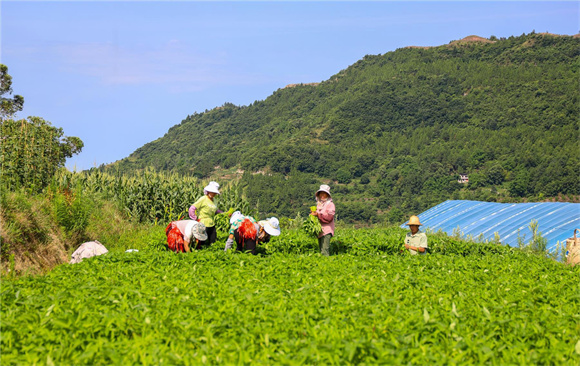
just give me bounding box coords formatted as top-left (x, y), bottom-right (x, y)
top-left (468, 172), bottom-right (486, 189)
top-left (0, 67), bottom-right (83, 191)
top-left (1, 64), bottom-right (24, 120)
top-left (1, 117), bottom-right (84, 192)
top-left (486, 164), bottom-right (505, 186)
top-left (360, 174), bottom-right (370, 185)
top-left (508, 170), bottom-right (531, 197)
top-left (335, 168), bottom-right (352, 184)
top-left (386, 207), bottom-right (404, 225)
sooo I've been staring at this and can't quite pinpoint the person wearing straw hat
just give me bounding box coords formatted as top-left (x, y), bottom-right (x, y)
top-left (224, 212), bottom-right (281, 255)
top-left (189, 181), bottom-right (222, 249)
top-left (165, 220), bottom-right (208, 253)
top-left (404, 215), bottom-right (428, 255)
top-left (312, 184), bottom-right (335, 256)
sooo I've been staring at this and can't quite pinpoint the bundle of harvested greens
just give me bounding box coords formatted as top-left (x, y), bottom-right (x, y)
top-left (215, 208), bottom-right (235, 233)
top-left (302, 206), bottom-right (322, 237)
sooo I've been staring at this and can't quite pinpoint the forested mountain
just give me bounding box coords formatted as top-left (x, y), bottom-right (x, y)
top-left (107, 33), bottom-right (580, 222)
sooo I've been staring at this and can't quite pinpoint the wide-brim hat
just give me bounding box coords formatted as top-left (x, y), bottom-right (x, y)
top-left (261, 217), bottom-right (281, 236)
top-left (315, 184), bottom-right (331, 199)
top-left (191, 221), bottom-right (208, 241)
top-left (406, 215), bottom-right (422, 226)
top-left (204, 181), bottom-right (220, 195)
top-left (230, 211), bottom-right (243, 225)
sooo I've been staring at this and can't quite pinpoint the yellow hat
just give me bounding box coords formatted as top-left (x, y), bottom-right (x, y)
top-left (406, 215), bottom-right (422, 226)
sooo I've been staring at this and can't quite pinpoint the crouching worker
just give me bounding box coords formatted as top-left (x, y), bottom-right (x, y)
top-left (165, 220), bottom-right (208, 253)
top-left (404, 215), bottom-right (428, 255)
top-left (224, 211), bottom-right (281, 255)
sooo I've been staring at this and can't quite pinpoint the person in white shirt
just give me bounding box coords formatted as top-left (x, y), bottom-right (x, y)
top-left (165, 220), bottom-right (208, 253)
top-left (404, 215), bottom-right (428, 255)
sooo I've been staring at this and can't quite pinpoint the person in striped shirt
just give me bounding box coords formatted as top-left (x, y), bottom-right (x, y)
top-left (224, 211), bottom-right (280, 255)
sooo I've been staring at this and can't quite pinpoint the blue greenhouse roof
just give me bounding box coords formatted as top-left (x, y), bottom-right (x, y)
top-left (401, 200), bottom-right (580, 252)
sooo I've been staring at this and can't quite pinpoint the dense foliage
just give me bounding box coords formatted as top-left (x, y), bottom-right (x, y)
top-left (0, 169), bottom-right (252, 270)
top-left (1, 64), bottom-right (84, 192)
top-left (108, 33), bottom-right (580, 221)
top-left (51, 169), bottom-right (251, 224)
top-left (0, 117), bottom-right (84, 192)
top-left (0, 64), bottom-right (24, 119)
top-left (2, 234), bottom-right (579, 364)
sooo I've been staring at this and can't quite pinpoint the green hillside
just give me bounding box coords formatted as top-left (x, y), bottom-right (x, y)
top-left (108, 33), bottom-right (580, 221)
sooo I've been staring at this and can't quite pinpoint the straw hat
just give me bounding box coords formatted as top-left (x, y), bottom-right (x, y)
top-left (406, 215), bottom-right (422, 226)
top-left (315, 184), bottom-right (331, 199)
top-left (261, 217), bottom-right (281, 236)
top-left (204, 181), bottom-right (220, 195)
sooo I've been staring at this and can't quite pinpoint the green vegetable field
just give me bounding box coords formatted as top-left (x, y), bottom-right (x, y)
top-left (2, 228), bottom-right (579, 365)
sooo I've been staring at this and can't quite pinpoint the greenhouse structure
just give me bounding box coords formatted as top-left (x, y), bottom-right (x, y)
top-left (403, 200), bottom-right (580, 252)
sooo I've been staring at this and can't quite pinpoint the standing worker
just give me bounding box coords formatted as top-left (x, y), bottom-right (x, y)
top-left (225, 211), bottom-right (281, 255)
top-left (189, 181), bottom-right (222, 249)
top-left (404, 215), bottom-right (428, 255)
top-left (312, 184), bottom-right (335, 256)
top-left (165, 220), bottom-right (208, 253)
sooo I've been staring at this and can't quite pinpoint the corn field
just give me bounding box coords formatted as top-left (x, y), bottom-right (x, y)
top-left (51, 168), bottom-right (251, 224)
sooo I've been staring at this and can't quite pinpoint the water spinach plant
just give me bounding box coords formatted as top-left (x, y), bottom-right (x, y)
top-left (302, 206), bottom-right (322, 237)
top-left (2, 228), bottom-right (579, 365)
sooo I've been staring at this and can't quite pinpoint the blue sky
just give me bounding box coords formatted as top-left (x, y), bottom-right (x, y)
top-left (2, 1), bottom-right (578, 171)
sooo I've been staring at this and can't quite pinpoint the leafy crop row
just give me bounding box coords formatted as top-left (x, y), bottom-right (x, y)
top-left (2, 227), bottom-right (578, 365)
top-left (262, 227), bottom-right (516, 257)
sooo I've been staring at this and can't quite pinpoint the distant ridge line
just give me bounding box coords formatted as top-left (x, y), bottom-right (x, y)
top-left (405, 32), bottom-right (579, 49)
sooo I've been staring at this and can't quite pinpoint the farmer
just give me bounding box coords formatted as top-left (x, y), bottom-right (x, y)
top-left (404, 215), bottom-right (428, 255)
top-left (165, 220), bottom-right (208, 253)
top-left (312, 184), bottom-right (335, 256)
top-left (189, 181), bottom-right (222, 248)
top-left (224, 211), bottom-right (281, 255)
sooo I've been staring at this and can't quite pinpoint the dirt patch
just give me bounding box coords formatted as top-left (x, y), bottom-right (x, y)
top-left (309, 138), bottom-right (329, 145)
top-left (449, 35), bottom-right (495, 46)
top-left (284, 83), bottom-right (320, 89)
top-left (538, 32), bottom-right (564, 37)
top-left (522, 38), bottom-right (537, 47)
